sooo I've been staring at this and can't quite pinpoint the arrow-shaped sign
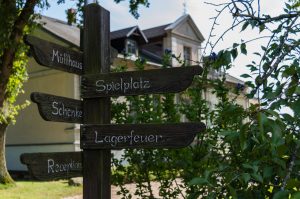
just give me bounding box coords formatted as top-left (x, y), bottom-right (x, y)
top-left (25, 35), bottom-right (84, 75)
top-left (80, 122), bottom-right (205, 149)
top-left (81, 66), bottom-right (202, 98)
top-left (21, 152), bottom-right (82, 181)
top-left (31, 92), bottom-right (83, 123)
top-left (25, 36), bottom-right (118, 75)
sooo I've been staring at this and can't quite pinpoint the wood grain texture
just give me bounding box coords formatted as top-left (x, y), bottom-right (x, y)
top-left (80, 122), bottom-right (206, 149)
top-left (20, 152), bottom-right (82, 181)
top-left (81, 66), bottom-right (203, 98)
top-left (25, 35), bottom-right (83, 75)
top-left (25, 35), bottom-right (118, 75)
top-left (82, 4), bottom-right (111, 199)
top-left (31, 92), bottom-right (83, 123)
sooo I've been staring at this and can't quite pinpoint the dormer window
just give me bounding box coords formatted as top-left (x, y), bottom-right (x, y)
top-left (126, 39), bottom-right (138, 56)
top-left (183, 46), bottom-right (191, 66)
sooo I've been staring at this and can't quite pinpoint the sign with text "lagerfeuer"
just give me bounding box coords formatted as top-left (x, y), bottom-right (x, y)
top-left (80, 122), bottom-right (206, 149)
top-left (81, 66), bottom-right (202, 98)
top-left (20, 152), bottom-right (82, 181)
top-left (31, 92), bottom-right (83, 123)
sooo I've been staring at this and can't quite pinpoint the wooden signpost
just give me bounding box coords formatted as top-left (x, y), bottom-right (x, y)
top-left (31, 92), bottom-right (83, 123)
top-left (81, 66), bottom-right (202, 98)
top-left (20, 152), bottom-right (82, 181)
top-left (81, 123), bottom-right (205, 149)
top-left (23, 2), bottom-right (206, 199)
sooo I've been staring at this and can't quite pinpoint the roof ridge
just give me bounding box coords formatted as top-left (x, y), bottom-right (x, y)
top-left (142, 23), bottom-right (171, 31)
top-left (111, 25), bottom-right (139, 33)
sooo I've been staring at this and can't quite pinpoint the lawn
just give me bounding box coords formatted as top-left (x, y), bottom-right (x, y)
top-left (0, 180), bottom-right (82, 199)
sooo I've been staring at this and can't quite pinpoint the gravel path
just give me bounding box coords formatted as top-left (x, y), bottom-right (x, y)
top-left (63, 180), bottom-right (186, 199)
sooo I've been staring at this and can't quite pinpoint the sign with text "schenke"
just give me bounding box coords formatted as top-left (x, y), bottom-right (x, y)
top-left (31, 92), bottom-right (83, 123)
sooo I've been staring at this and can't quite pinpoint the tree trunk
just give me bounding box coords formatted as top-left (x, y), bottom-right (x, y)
top-left (0, 123), bottom-right (14, 184)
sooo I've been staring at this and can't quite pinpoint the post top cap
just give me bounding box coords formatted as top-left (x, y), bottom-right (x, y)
top-left (85, 0), bottom-right (97, 5)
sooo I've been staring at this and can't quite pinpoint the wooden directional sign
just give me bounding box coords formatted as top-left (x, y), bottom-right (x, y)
top-left (20, 152), bottom-right (82, 181)
top-left (81, 66), bottom-right (202, 98)
top-left (25, 35), bottom-right (118, 75)
top-left (25, 35), bottom-right (84, 75)
top-left (31, 92), bottom-right (83, 123)
top-left (80, 122), bottom-right (205, 149)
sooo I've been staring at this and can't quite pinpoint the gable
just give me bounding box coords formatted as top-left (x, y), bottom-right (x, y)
top-left (165, 15), bottom-right (204, 42)
top-left (173, 20), bottom-right (203, 42)
top-left (174, 22), bottom-right (198, 40)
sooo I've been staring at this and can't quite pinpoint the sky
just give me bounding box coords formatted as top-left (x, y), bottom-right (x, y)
top-left (41, 0), bottom-right (285, 79)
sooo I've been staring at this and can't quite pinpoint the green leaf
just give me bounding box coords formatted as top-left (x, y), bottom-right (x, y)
top-left (231, 48), bottom-right (238, 60)
top-left (263, 167), bottom-right (273, 179)
top-left (291, 192), bottom-right (300, 199)
top-left (242, 163), bottom-right (253, 170)
top-left (290, 99), bottom-right (300, 117)
top-left (258, 112), bottom-right (268, 134)
top-left (240, 74), bottom-right (252, 78)
top-left (233, 43), bottom-right (239, 48)
top-left (282, 66), bottom-right (296, 78)
top-left (286, 179), bottom-right (300, 189)
top-left (220, 130), bottom-right (239, 140)
top-left (189, 177), bottom-right (208, 186)
top-left (241, 21), bottom-right (249, 31)
top-left (228, 185), bottom-right (238, 199)
top-left (251, 173), bottom-right (263, 183)
top-left (261, 46), bottom-right (267, 51)
top-left (240, 43), bottom-right (247, 55)
top-left (259, 24), bottom-right (265, 32)
top-left (241, 173), bottom-right (251, 184)
top-left (295, 86), bottom-right (300, 95)
top-left (272, 158), bottom-right (286, 169)
top-left (272, 190), bottom-right (289, 199)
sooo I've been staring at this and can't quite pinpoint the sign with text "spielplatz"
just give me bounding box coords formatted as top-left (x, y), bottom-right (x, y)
top-left (21, 152), bottom-right (82, 181)
top-left (31, 92), bottom-right (83, 123)
top-left (81, 66), bottom-right (202, 98)
top-left (81, 122), bottom-right (206, 149)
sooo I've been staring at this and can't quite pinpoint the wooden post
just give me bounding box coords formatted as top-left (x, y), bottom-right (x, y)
top-left (82, 4), bottom-right (111, 199)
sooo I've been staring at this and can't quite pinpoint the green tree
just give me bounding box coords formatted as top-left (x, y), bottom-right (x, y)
top-left (110, 0), bottom-right (300, 198)
top-left (0, 0), bottom-right (67, 185)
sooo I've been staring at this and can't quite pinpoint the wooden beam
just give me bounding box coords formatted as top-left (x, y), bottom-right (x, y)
top-left (82, 4), bottom-right (111, 199)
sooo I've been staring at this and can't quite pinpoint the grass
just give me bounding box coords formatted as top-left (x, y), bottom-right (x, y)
top-left (0, 180), bottom-right (82, 199)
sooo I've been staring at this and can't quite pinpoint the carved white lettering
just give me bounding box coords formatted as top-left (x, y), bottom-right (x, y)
top-left (95, 77), bottom-right (151, 94)
top-left (51, 49), bottom-right (83, 70)
top-left (48, 159), bottom-right (55, 174)
top-left (47, 158), bottom-right (82, 174)
top-left (94, 130), bottom-right (163, 147)
top-left (51, 101), bottom-right (82, 119)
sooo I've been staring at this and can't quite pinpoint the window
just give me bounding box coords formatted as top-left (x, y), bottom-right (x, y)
top-left (126, 39), bottom-right (137, 56)
top-left (183, 46), bottom-right (191, 66)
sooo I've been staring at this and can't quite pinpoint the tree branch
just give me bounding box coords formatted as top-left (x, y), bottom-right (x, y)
top-left (0, 0), bottom-right (38, 108)
top-left (233, 11), bottom-right (300, 23)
